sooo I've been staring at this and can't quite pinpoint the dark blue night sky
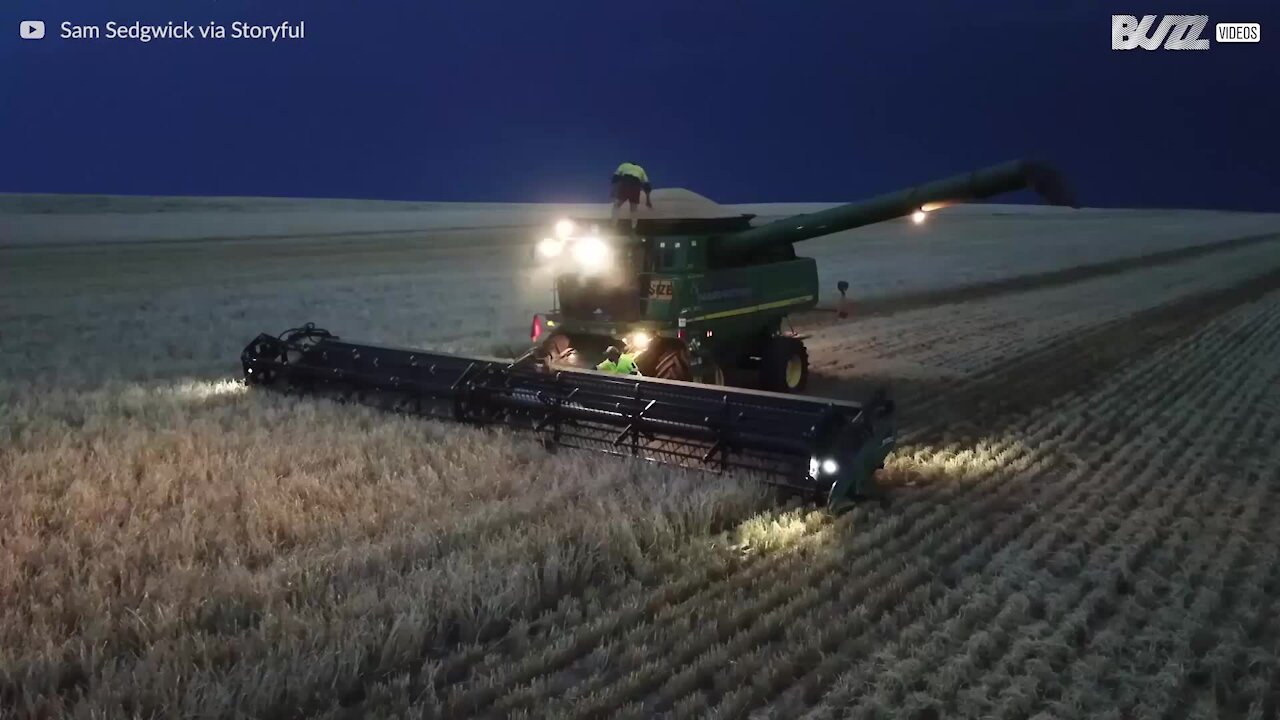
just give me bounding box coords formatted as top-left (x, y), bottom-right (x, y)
top-left (4, 1), bottom-right (1278, 210)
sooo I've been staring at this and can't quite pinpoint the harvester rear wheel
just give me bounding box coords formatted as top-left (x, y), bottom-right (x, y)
top-left (648, 342), bottom-right (694, 382)
top-left (760, 336), bottom-right (809, 392)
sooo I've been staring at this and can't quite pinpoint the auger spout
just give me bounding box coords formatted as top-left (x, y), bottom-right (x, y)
top-left (719, 159), bottom-right (1076, 256)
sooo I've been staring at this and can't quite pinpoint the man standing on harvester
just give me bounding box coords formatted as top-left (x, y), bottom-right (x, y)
top-left (596, 345), bottom-right (639, 375)
top-left (610, 161), bottom-right (653, 228)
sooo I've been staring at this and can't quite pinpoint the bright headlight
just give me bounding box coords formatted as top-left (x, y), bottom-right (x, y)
top-left (628, 331), bottom-right (652, 350)
top-left (811, 457), bottom-right (839, 476)
top-left (911, 209), bottom-right (927, 225)
top-left (554, 219), bottom-right (576, 238)
top-left (572, 236), bottom-right (610, 271)
top-left (537, 237), bottom-right (563, 258)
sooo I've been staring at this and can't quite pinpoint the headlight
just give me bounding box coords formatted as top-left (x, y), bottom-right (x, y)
top-left (911, 209), bottom-right (927, 224)
top-left (572, 236), bottom-right (610, 271)
top-left (811, 457), bottom-right (839, 476)
top-left (537, 237), bottom-right (563, 258)
top-left (628, 331), bottom-right (652, 350)
top-left (554, 219), bottom-right (576, 238)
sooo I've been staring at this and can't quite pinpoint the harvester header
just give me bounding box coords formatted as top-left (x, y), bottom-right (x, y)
top-left (242, 325), bottom-right (895, 509)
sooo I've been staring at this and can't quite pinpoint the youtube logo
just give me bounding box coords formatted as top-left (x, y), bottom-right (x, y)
top-left (20, 20), bottom-right (46, 40)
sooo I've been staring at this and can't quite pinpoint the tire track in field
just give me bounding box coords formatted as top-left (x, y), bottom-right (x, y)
top-left (805, 321), bottom-right (1258, 718)
top-left (794, 231), bottom-right (1280, 325)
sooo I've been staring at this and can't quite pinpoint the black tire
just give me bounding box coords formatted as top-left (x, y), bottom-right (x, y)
top-left (650, 343), bottom-right (693, 381)
top-left (700, 360), bottom-right (726, 385)
top-left (541, 334), bottom-right (578, 367)
top-left (759, 336), bottom-right (809, 392)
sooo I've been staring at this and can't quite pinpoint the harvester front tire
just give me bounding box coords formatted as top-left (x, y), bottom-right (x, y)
top-left (760, 337), bottom-right (809, 392)
top-left (542, 334), bottom-right (578, 367)
top-left (650, 343), bottom-right (693, 382)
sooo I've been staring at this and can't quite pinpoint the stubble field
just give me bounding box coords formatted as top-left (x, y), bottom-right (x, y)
top-left (2, 197), bottom-right (1280, 719)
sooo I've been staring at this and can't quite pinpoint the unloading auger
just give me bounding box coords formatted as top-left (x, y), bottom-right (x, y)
top-left (241, 324), bottom-right (895, 509)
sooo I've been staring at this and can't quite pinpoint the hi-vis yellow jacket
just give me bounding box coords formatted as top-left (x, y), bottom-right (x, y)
top-left (596, 353), bottom-right (639, 375)
top-left (614, 163), bottom-right (649, 184)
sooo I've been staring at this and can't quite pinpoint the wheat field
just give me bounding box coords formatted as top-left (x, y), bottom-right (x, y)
top-left (3, 201), bottom-right (1280, 718)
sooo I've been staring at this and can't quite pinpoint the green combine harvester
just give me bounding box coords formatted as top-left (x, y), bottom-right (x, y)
top-left (530, 159), bottom-right (1075, 391)
top-left (242, 159), bottom-right (1074, 508)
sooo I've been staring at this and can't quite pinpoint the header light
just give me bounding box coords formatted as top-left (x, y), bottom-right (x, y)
top-left (911, 209), bottom-right (927, 225)
top-left (810, 457), bottom-right (840, 477)
top-left (554, 219), bottom-right (576, 238)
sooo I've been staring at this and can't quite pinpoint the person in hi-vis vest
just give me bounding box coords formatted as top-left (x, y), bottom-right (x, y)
top-left (611, 162), bottom-right (653, 228)
top-left (596, 345), bottom-right (639, 375)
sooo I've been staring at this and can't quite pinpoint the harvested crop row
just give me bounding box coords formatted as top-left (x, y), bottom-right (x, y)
top-left (359, 376), bottom-right (1089, 717)
top-left (7, 216), bottom-right (1280, 390)
top-left (694, 307), bottom-right (1263, 719)
top-left (807, 209), bottom-right (1280, 303)
top-left (414, 283), bottom-right (1280, 712)
top-left (807, 237), bottom-right (1280, 384)
top-left (800, 230), bottom-right (1280, 322)
top-left (798, 290), bottom-right (1280, 719)
top-left (445, 293), bottom-right (1254, 717)
top-left (440, 397), bottom-right (1106, 716)
top-left (381, 267), bottom-right (1280, 717)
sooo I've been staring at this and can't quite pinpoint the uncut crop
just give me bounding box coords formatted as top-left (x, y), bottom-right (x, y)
top-left (0, 381), bottom-right (773, 718)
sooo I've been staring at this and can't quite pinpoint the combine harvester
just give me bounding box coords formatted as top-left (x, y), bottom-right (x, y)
top-left (242, 160), bottom-right (1074, 509)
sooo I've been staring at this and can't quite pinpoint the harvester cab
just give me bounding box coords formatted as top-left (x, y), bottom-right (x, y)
top-left (530, 159), bottom-right (1076, 393)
